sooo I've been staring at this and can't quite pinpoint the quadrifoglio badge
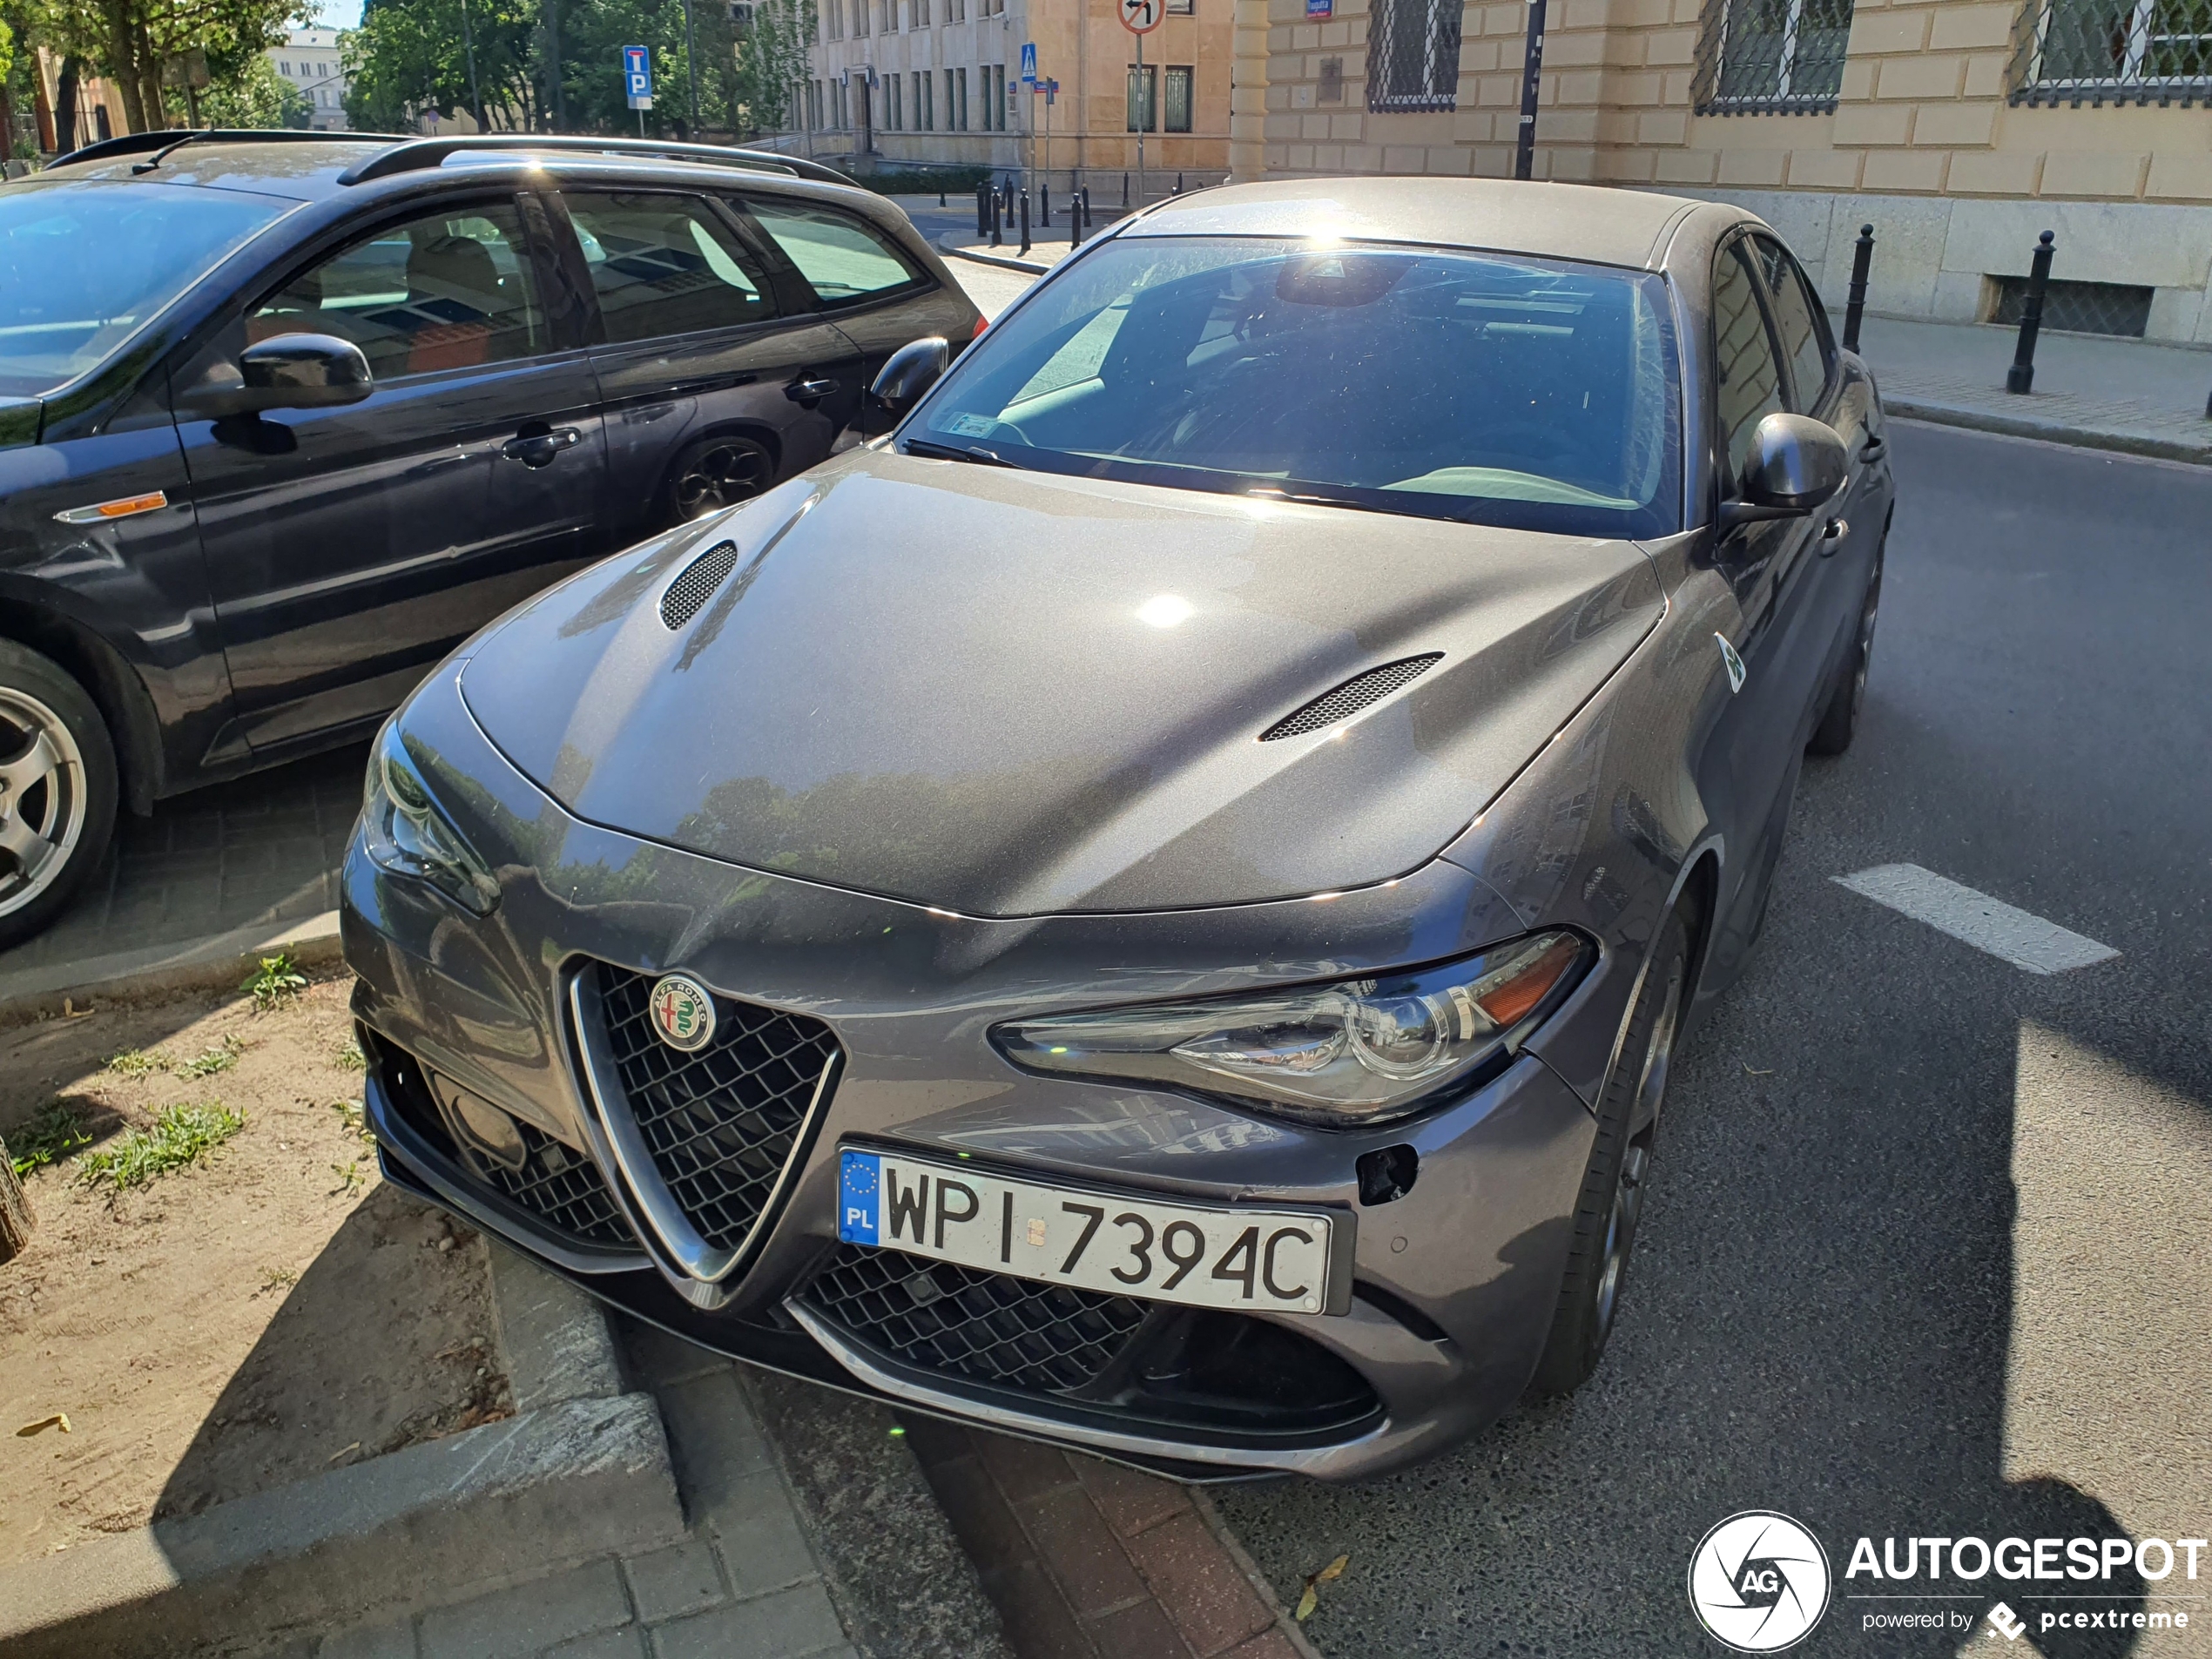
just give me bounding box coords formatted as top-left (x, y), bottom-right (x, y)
top-left (1689, 1515), bottom-right (2209, 1648)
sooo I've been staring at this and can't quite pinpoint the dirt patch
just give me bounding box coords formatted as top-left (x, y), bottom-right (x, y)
top-left (0, 974), bottom-right (509, 1568)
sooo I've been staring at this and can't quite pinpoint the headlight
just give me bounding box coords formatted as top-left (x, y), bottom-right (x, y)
top-left (360, 725), bottom-right (499, 915)
top-left (991, 931), bottom-right (1592, 1128)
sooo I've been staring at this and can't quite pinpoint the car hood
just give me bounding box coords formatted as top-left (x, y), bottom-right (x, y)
top-left (458, 450), bottom-right (1663, 917)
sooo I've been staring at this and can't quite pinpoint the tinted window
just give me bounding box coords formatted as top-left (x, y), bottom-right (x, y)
top-left (745, 198), bottom-right (921, 305)
top-left (0, 179), bottom-right (288, 396)
top-left (252, 202), bottom-right (544, 380)
top-left (911, 237), bottom-right (1681, 540)
top-left (1711, 246), bottom-right (1786, 489)
top-left (563, 192), bottom-right (779, 343)
top-left (1749, 236), bottom-right (1831, 410)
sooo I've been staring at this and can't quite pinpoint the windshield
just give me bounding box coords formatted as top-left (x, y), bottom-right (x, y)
top-left (0, 180), bottom-right (290, 397)
top-left (911, 236), bottom-right (1682, 538)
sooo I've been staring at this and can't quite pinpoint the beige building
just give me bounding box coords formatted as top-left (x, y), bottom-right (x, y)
top-left (1234, 0), bottom-right (2212, 343)
top-left (273, 27), bottom-right (351, 132)
top-left (778, 0), bottom-right (1234, 185)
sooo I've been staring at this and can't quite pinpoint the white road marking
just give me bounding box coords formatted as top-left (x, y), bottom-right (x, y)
top-left (1832, 863), bottom-right (2119, 975)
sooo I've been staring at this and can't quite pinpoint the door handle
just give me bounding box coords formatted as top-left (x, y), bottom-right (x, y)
top-left (786, 377), bottom-right (840, 403)
top-left (1819, 516), bottom-right (1849, 555)
top-left (502, 426), bottom-right (582, 466)
top-left (1858, 436), bottom-right (1885, 462)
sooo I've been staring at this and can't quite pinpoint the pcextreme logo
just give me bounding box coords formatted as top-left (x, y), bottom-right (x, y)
top-left (1689, 1512), bottom-right (1833, 1652)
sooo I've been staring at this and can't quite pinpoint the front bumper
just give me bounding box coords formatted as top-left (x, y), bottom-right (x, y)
top-left (343, 664), bottom-right (1611, 1482)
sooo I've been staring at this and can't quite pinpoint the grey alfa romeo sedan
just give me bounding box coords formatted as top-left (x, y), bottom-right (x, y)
top-left (342, 178), bottom-right (1892, 1480)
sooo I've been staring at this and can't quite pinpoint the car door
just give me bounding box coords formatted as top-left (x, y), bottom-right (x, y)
top-left (550, 188), bottom-right (857, 546)
top-left (173, 192), bottom-right (608, 759)
top-left (1700, 233), bottom-right (1831, 974)
top-left (736, 192), bottom-right (979, 443)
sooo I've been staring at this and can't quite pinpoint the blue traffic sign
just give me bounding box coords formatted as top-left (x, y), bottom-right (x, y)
top-left (623, 44), bottom-right (653, 110)
top-left (1020, 41), bottom-right (1038, 85)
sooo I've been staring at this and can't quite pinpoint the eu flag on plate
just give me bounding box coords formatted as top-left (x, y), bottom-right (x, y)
top-left (838, 1150), bottom-right (881, 1245)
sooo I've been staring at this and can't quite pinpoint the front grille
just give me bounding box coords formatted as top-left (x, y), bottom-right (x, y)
top-left (595, 963), bottom-right (840, 1253)
top-left (481, 1119), bottom-right (637, 1248)
top-left (799, 1244), bottom-right (1150, 1394)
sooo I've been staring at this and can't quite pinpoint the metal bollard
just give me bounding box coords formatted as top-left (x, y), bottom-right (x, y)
top-left (2006, 231), bottom-right (2056, 395)
top-left (976, 180), bottom-right (988, 238)
top-left (1123, 172), bottom-right (1130, 209)
top-left (1842, 223), bottom-right (1874, 354)
top-left (990, 188), bottom-right (1002, 248)
top-left (1019, 189), bottom-right (1031, 256)
top-left (1041, 183), bottom-right (1049, 226)
top-left (939, 181), bottom-right (947, 207)
top-left (1175, 171), bottom-right (1184, 194)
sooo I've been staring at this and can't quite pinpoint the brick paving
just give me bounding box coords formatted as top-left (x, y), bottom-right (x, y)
top-left (0, 741), bottom-right (364, 990)
top-left (902, 1417), bottom-right (1312, 1659)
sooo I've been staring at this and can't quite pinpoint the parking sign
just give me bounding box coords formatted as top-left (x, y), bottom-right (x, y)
top-left (623, 45), bottom-right (652, 110)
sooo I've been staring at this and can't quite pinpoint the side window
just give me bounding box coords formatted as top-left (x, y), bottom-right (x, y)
top-left (250, 202), bottom-right (545, 380)
top-left (1749, 235), bottom-right (1831, 411)
top-left (561, 192), bottom-right (779, 344)
top-left (1711, 244), bottom-right (1786, 490)
top-left (743, 197), bottom-right (923, 307)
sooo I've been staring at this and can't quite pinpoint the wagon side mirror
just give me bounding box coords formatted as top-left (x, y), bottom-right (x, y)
top-left (1720, 413), bottom-right (1848, 530)
top-left (184, 333), bottom-right (374, 417)
top-left (869, 336), bottom-right (949, 421)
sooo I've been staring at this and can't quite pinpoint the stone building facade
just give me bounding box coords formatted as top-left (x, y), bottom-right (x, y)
top-left (1231, 0), bottom-right (2212, 344)
top-left (781, 0), bottom-right (1234, 185)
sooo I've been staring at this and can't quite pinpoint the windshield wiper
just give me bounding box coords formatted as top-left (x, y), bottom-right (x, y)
top-left (902, 437), bottom-right (1024, 469)
top-left (1244, 485), bottom-right (1407, 519)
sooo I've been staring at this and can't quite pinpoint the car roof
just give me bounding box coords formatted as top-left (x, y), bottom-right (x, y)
top-left (31, 136), bottom-right (860, 206)
top-left (1121, 178), bottom-right (1726, 273)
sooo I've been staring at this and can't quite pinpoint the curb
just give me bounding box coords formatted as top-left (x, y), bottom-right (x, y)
top-left (934, 231), bottom-right (1055, 275)
top-left (0, 910), bottom-right (346, 1030)
top-left (1886, 398), bottom-right (2212, 467)
top-left (0, 1245), bottom-right (684, 1658)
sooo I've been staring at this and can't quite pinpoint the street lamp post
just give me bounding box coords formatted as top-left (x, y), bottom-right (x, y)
top-left (461, 0), bottom-right (484, 130)
top-left (682, 0), bottom-right (700, 134)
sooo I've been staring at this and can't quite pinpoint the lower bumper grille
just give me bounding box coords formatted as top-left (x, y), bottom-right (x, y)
top-left (799, 1244), bottom-right (1150, 1395)
top-left (482, 1120), bottom-right (635, 1248)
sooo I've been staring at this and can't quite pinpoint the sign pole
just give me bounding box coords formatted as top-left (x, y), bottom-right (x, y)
top-left (1135, 27), bottom-right (1144, 212)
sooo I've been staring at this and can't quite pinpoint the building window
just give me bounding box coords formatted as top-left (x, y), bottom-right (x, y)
top-left (280, 59), bottom-right (292, 74)
top-left (1164, 64), bottom-right (1194, 130)
top-left (1127, 64), bottom-right (1157, 129)
top-left (854, 0), bottom-right (868, 34)
top-left (1168, 0), bottom-right (1192, 11)
top-left (2010, 0), bottom-right (2212, 104)
top-left (1692, 0), bottom-right (1854, 113)
top-left (955, 66), bottom-right (969, 130)
top-left (1367, 0), bottom-right (1461, 110)
top-left (915, 0), bottom-right (930, 24)
top-left (916, 71), bottom-right (931, 127)
top-left (880, 0), bottom-right (894, 30)
top-left (888, 73), bottom-right (902, 126)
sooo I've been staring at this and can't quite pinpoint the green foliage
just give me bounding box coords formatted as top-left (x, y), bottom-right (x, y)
top-left (107, 1048), bottom-right (169, 1080)
top-left (199, 51), bottom-right (314, 127)
top-left (344, 0), bottom-right (542, 132)
top-left (174, 1035), bottom-right (246, 1079)
top-left (242, 953), bottom-right (308, 1010)
top-left (732, 0), bottom-right (811, 133)
top-left (77, 1102), bottom-right (245, 1190)
top-left (10, 1102), bottom-right (91, 1177)
top-left (28, 0), bottom-right (303, 132)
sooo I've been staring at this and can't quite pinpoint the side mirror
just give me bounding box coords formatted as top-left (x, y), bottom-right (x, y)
top-left (239, 334), bottom-right (374, 409)
top-left (1721, 412), bottom-right (1847, 529)
top-left (869, 336), bottom-right (949, 421)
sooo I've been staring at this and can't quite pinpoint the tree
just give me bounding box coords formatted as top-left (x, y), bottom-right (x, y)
top-left (732, 0), bottom-right (810, 134)
top-left (199, 49), bottom-right (310, 125)
top-left (29, 0), bottom-right (305, 132)
top-left (342, 0), bottom-right (540, 132)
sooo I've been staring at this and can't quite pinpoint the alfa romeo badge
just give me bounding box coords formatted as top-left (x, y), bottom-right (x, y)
top-left (648, 974), bottom-right (718, 1052)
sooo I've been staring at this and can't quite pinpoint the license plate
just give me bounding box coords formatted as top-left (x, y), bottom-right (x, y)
top-left (835, 1148), bottom-right (1333, 1316)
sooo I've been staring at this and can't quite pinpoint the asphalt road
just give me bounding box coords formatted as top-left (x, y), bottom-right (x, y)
top-left (1210, 421), bottom-right (2212, 1656)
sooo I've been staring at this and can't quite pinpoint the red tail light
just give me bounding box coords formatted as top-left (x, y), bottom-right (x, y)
top-left (973, 315), bottom-right (989, 339)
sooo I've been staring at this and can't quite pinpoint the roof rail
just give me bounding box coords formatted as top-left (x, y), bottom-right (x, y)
top-left (51, 127), bottom-right (398, 168)
top-left (334, 134), bottom-right (858, 188)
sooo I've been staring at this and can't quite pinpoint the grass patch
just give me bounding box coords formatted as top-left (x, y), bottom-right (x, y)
top-left (106, 1049), bottom-right (169, 1080)
top-left (334, 1040), bottom-right (366, 1072)
top-left (242, 954), bottom-right (307, 1012)
top-left (10, 1101), bottom-right (92, 1177)
top-left (77, 1103), bottom-right (245, 1191)
top-left (175, 1035), bottom-right (246, 1079)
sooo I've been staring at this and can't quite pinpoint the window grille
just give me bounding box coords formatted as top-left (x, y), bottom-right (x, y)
top-left (1128, 63), bottom-right (1157, 130)
top-left (1693, 0), bottom-right (1854, 112)
top-left (2010, 0), bottom-right (2212, 103)
top-left (1990, 277), bottom-right (2154, 335)
top-left (1368, 0), bottom-right (1460, 109)
top-left (1165, 64), bottom-right (1194, 130)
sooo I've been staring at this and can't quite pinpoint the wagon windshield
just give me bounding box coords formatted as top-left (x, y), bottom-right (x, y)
top-left (910, 235), bottom-right (1683, 539)
top-left (0, 179), bottom-right (288, 396)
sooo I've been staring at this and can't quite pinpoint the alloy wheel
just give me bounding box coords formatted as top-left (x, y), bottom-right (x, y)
top-left (1593, 953), bottom-right (1683, 1340)
top-left (673, 440), bottom-right (770, 519)
top-left (1848, 552), bottom-right (1884, 726)
top-left (0, 688), bottom-right (89, 921)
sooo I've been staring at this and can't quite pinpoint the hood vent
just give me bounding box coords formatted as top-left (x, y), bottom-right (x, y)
top-left (660, 540), bottom-right (741, 630)
top-left (1260, 653), bottom-right (1444, 741)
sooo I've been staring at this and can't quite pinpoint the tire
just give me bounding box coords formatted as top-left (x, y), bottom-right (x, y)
top-left (1806, 537), bottom-right (1883, 757)
top-left (664, 434), bottom-right (776, 524)
top-left (1525, 907), bottom-right (1690, 1399)
top-left (0, 641), bottom-right (118, 952)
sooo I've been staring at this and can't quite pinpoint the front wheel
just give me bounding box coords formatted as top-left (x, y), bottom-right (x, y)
top-left (0, 641), bottom-right (118, 951)
top-left (1525, 908), bottom-right (1689, 1398)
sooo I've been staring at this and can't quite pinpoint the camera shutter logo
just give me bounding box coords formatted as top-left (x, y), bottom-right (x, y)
top-left (1688, 1512), bottom-right (1831, 1652)
top-left (649, 974), bottom-right (718, 1053)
